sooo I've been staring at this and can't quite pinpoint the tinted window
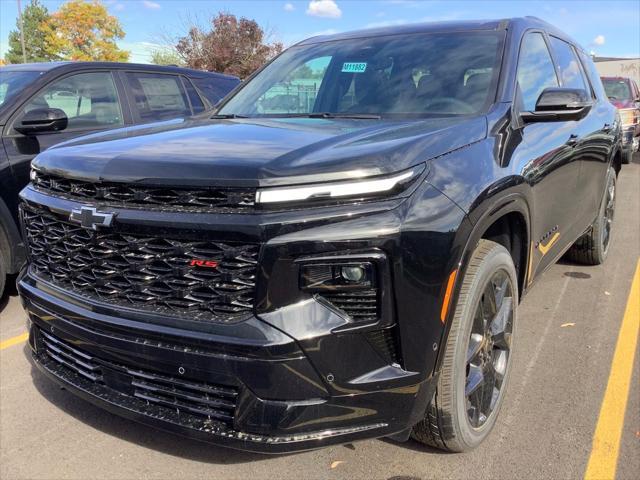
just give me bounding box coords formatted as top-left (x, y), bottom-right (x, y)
top-left (577, 50), bottom-right (607, 100)
top-left (517, 33), bottom-right (559, 111)
top-left (549, 37), bottom-right (587, 90)
top-left (183, 78), bottom-right (205, 113)
top-left (191, 76), bottom-right (240, 106)
top-left (602, 78), bottom-right (632, 100)
top-left (0, 70), bottom-right (42, 106)
top-left (126, 72), bottom-right (191, 122)
top-left (220, 31), bottom-right (504, 117)
top-left (22, 72), bottom-right (122, 129)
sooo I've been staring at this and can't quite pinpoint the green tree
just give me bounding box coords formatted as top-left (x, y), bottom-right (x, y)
top-left (5, 0), bottom-right (52, 64)
top-left (151, 49), bottom-right (184, 66)
top-left (42, 0), bottom-right (129, 62)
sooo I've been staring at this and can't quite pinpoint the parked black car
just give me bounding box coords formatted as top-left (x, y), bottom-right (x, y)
top-left (0, 62), bottom-right (240, 295)
top-left (18, 18), bottom-right (621, 453)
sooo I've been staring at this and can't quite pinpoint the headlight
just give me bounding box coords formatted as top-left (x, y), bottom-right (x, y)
top-left (255, 165), bottom-right (425, 205)
top-left (30, 167), bottom-right (37, 182)
top-left (619, 108), bottom-right (637, 127)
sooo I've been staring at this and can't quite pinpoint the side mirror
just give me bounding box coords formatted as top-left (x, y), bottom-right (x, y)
top-left (15, 108), bottom-right (68, 135)
top-left (521, 87), bottom-right (593, 123)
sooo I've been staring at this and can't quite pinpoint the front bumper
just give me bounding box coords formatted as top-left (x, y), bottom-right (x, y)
top-left (20, 271), bottom-right (436, 453)
top-left (17, 177), bottom-right (465, 452)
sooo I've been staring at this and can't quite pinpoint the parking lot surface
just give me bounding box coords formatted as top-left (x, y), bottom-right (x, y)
top-left (1, 161), bottom-right (639, 480)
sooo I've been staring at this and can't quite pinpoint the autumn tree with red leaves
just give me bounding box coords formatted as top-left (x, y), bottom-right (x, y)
top-left (176, 13), bottom-right (283, 79)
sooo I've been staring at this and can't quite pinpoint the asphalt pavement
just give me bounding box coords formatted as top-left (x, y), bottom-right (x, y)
top-left (1, 159), bottom-right (639, 480)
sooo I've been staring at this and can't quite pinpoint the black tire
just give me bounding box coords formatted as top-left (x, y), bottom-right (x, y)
top-left (0, 225), bottom-right (8, 299)
top-left (412, 239), bottom-right (518, 452)
top-left (621, 148), bottom-right (632, 164)
top-left (565, 166), bottom-right (616, 265)
top-left (0, 251), bottom-right (5, 300)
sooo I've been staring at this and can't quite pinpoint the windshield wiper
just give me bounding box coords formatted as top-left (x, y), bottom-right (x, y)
top-left (306, 112), bottom-right (381, 120)
top-left (210, 113), bottom-right (249, 119)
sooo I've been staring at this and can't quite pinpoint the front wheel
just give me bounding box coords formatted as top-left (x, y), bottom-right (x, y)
top-left (412, 239), bottom-right (518, 452)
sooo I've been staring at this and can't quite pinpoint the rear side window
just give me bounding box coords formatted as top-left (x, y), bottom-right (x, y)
top-left (125, 72), bottom-right (191, 122)
top-left (549, 37), bottom-right (588, 91)
top-left (577, 50), bottom-right (607, 100)
top-left (183, 78), bottom-right (205, 113)
top-left (191, 76), bottom-right (240, 106)
top-left (516, 33), bottom-right (559, 111)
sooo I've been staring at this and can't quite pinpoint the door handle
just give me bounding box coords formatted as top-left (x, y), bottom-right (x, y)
top-left (566, 134), bottom-right (579, 147)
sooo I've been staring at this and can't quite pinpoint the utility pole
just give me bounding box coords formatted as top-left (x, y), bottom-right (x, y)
top-left (17, 0), bottom-right (27, 63)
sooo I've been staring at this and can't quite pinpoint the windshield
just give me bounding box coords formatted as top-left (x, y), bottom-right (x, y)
top-left (219, 31), bottom-right (504, 118)
top-left (602, 78), bottom-right (632, 100)
top-left (0, 70), bottom-right (43, 107)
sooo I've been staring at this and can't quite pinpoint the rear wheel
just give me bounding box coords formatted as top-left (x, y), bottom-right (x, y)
top-left (0, 225), bottom-right (8, 299)
top-left (565, 166), bottom-right (616, 265)
top-left (412, 240), bottom-right (517, 452)
top-left (622, 148), bottom-right (632, 164)
top-left (0, 252), bottom-right (5, 300)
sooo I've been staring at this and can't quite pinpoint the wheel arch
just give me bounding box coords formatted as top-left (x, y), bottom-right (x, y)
top-left (434, 192), bottom-right (531, 374)
top-left (0, 196), bottom-right (25, 274)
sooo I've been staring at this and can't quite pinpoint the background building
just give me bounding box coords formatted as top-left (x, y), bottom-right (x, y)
top-left (594, 57), bottom-right (640, 86)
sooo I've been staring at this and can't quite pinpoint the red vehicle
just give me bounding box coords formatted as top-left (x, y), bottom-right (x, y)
top-left (602, 76), bottom-right (640, 163)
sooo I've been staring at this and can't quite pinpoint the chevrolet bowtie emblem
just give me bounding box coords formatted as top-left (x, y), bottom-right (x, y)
top-left (69, 206), bottom-right (114, 230)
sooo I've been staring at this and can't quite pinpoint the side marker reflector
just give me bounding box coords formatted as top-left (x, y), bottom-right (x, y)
top-left (440, 269), bottom-right (458, 323)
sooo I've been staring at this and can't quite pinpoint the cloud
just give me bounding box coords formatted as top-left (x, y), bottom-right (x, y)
top-left (105, 0), bottom-right (125, 10)
top-left (142, 0), bottom-right (161, 9)
top-left (306, 0), bottom-right (342, 18)
top-left (284, 2), bottom-right (295, 11)
top-left (365, 19), bottom-right (408, 29)
top-left (311, 28), bottom-right (339, 36)
top-left (592, 35), bottom-right (605, 46)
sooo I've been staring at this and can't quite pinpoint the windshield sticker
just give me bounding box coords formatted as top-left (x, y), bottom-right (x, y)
top-left (342, 62), bottom-right (367, 73)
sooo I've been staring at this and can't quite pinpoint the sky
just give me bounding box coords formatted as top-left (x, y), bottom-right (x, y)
top-left (1, 0), bottom-right (639, 63)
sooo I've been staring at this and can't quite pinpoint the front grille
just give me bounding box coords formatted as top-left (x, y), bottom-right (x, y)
top-left (32, 170), bottom-right (256, 212)
top-left (38, 329), bottom-right (238, 424)
top-left (323, 289), bottom-right (379, 322)
top-left (22, 204), bottom-right (259, 323)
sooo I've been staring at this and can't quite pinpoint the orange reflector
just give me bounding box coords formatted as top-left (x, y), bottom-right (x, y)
top-left (440, 269), bottom-right (458, 323)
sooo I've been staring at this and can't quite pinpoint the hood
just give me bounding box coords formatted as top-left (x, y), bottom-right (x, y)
top-left (34, 115), bottom-right (487, 187)
top-left (610, 99), bottom-right (637, 109)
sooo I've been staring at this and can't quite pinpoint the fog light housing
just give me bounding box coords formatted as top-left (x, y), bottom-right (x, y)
top-left (300, 262), bottom-right (375, 291)
top-left (341, 266), bottom-right (364, 282)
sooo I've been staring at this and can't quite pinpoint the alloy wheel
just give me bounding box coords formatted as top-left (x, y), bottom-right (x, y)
top-left (465, 269), bottom-right (514, 428)
top-left (601, 177), bottom-right (615, 253)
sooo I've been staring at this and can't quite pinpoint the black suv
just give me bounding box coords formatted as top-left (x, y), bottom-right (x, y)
top-left (0, 62), bottom-right (239, 295)
top-left (18, 18), bottom-right (621, 453)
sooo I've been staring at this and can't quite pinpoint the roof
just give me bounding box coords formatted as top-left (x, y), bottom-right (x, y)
top-left (593, 56), bottom-right (640, 62)
top-left (296, 16), bottom-right (564, 46)
top-left (0, 61), bottom-right (238, 80)
top-left (0, 61), bottom-right (72, 71)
